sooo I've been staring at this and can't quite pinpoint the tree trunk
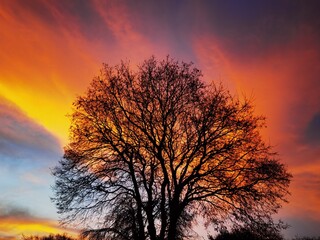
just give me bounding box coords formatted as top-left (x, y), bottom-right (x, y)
top-left (167, 213), bottom-right (178, 240)
top-left (167, 197), bottom-right (180, 240)
top-left (128, 160), bottom-right (145, 240)
top-left (146, 203), bottom-right (157, 240)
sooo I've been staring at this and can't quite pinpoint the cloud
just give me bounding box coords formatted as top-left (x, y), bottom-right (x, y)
top-left (191, 5), bottom-right (320, 237)
top-left (188, 1), bottom-right (320, 60)
top-left (0, 203), bottom-right (78, 239)
top-left (0, 97), bottom-right (63, 219)
top-left (0, 204), bottom-right (31, 220)
top-left (193, 18), bottom-right (320, 148)
top-left (91, 0), bottom-right (169, 62)
top-left (304, 112), bottom-right (320, 145)
top-left (0, 0), bottom-right (109, 142)
top-left (0, 97), bottom-right (62, 165)
top-left (289, 172), bottom-right (320, 215)
top-left (284, 217), bottom-right (320, 239)
top-left (0, 0), bottom-right (175, 143)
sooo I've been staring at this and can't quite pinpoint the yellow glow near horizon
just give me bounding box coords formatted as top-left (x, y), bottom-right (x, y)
top-left (0, 220), bottom-right (78, 239)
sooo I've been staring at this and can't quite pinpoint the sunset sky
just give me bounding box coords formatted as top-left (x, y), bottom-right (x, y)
top-left (1, 0), bottom-right (320, 239)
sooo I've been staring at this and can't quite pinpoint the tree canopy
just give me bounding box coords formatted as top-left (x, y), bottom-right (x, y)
top-left (53, 57), bottom-right (291, 240)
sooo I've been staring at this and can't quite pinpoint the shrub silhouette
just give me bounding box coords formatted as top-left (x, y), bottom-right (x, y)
top-left (22, 234), bottom-right (75, 240)
top-left (209, 226), bottom-right (284, 240)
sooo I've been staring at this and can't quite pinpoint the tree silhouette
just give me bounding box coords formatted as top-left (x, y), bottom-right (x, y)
top-left (292, 237), bottom-right (320, 240)
top-left (53, 57), bottom-right (291, 240)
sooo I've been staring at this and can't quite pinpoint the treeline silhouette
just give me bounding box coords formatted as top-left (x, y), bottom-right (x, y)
top-left (209, 227), bottom-right (320, 240)
top-left (21, 233), bottom-right (320, 240)
top-left (22, 234), bottom-right (75, 240)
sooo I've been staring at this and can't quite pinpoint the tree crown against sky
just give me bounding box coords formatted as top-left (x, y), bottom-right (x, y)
top-left (53, 56), bottom-right (291, 240)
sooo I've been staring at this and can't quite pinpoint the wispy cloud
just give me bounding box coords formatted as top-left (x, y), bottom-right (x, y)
top-left (304, 112), bottom-right (320, 146)
top-left (91, 0), bottom-right (170, 62)
top-left (0, 0), bottom-right (108, 142)
top-left (284, 216), bottom-right (320, 239)
top-left (0, 97), bottom-right (61, 164)
top-left (191, 4), bottom-right (320, 235)
top-left (0, 97), bottom-right (62, 223)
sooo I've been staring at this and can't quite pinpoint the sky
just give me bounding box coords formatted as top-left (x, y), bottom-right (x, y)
top-left (0, 0), bottom-right (320, 239)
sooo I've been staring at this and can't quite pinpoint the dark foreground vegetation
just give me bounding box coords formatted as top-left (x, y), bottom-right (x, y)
top-left (21, 233), bottom-right (320, 240)
top-left (209, 227), bottom-right (320, 240)
top-left (22, 234), bottom-right (75, 240)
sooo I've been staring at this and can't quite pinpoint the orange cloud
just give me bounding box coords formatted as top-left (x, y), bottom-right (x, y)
top-left (0, 1), bottom-right (172, 144)
top-left (0, 1), bottom-right (105, 143)
top-left (193, 26), bottom-right (320, 145)
top-left (92, 0), bottom-right (168, 63)
top-left (0, 204), bottom-right (78, 240)
top-left (192, 28), bottom-right (320, 223)
top-left (1, 1), bottom-right (320, 237)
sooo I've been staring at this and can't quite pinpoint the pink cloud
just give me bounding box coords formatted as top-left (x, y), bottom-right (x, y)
top-left (92, 0), bottom-right (169, 63)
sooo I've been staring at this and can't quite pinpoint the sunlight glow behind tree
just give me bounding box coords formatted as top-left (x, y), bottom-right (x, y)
top-left (53, 57), bottom-right (291, 240)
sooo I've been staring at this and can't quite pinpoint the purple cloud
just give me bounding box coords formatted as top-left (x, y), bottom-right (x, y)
top-left (304, 112), bottom-right (320, 146)
top-left (0, 97), bottom-right (62, 165)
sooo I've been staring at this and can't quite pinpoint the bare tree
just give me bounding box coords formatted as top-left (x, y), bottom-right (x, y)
top-left (53, 57), bottom-right (291, 240)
